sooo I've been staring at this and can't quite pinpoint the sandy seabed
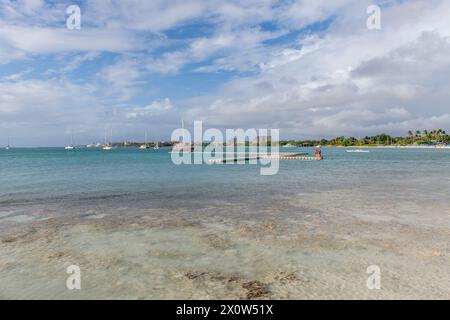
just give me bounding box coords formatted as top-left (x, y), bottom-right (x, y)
top-left (0, 188), bottom-right (448, 300)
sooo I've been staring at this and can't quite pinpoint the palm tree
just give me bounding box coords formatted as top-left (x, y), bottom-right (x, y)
top-left (444, 134), bottom-right (450, 144)
top-left (437, 129), bottom-right (443, 142)
top-left (430, 130), bottom-right (436, 141)
top-left (415, 130), bottom-right (421, 143)
top-left (424, 130), bottom-right (431, 143)
top-left (408, 130), bottom-right (414, 144)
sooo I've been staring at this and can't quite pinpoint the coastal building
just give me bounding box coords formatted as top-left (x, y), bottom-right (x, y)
top-left (256, 135), bottom-right (272, 146)
top-left (227, 137), bottom-right (238, 146)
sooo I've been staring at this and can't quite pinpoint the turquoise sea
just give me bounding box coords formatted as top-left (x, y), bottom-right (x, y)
top-left (1, 147), bottom-right (450, 214)
top-left (1, 147), bottom-right (449, 299)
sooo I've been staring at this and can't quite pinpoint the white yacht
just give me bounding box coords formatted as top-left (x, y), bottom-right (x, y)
top-left (347, 149), bottom-right (370, 153)
top-left (102, 129), bottom-right (113, 150)
top-left (65, 133), bottom-right (75, 150)
top-left (139, 131), bottom-right (150, 149)
top-left (154, 141), bottom-right (159, 150)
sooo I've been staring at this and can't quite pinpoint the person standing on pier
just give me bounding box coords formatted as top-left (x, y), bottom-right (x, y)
top-left (314, 149), bottom-right (322, 159)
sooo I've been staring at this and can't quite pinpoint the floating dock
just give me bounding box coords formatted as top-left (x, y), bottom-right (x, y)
top-left (262, 155), bottom-right (323, 161)
top-left (208, 153), bottom-right (323, 163)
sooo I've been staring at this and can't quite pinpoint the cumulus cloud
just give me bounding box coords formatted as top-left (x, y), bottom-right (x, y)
top-left (0, 25), bottom-right (141, 58)
top-left (1, 0), bottom-right (450, 145)
top-left (126, 98), bottom-right (174, 118)
top-left (145, 27), bottom-right (287, 74)
top-left (179, 0), bottom-right (450, 138)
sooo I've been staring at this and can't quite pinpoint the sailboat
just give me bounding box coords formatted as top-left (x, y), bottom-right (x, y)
top-left (172, 120), bottom-right (193, 152)
top-left (154, 141), bottom-right (159, 150)
top-left (139, 130), bottom-right (150, 149)
top-left (282, 143), bottom-right (295, 148)
top-left (102, 129), bottom-right (113, 150)
top-left (5, 137), bottom-right (11, 150)
top-left (65, 132), bottom-right (75, 150)
top-left (347, 149), bottom-right (370, 153)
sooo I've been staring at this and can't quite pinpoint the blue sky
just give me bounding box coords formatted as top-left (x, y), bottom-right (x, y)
top-left (1, 0), bottom-right (450, 146)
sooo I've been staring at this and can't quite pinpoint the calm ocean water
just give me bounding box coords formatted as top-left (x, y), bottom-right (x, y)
top-left (1, 147), bottom-right (449, 299)
top-left (1, 147), bottom-right (450, 224)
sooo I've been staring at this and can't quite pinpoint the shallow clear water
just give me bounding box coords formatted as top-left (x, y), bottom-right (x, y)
top-left (2, 147), bottom-right (450, 210)
top-left (0, 147), bottom-right (449, 299)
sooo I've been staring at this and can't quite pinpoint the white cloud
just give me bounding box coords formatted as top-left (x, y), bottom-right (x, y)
top-left (179, 0), bottom-right (450, 138)
top-left (82, 0), bottom-right (276, 31)
top-left (145, 27), bottom-right (287, 74)
top-left (2, 0), bottom-right (450, 145)
top-left (126, 98), bottom-right (174, 118)
top-left (0, 25), bottom-right (141, 58)
top-left (0, 78), bottom-right (97, 116)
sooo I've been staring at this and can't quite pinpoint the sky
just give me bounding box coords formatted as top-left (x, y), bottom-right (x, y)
top-left (1, 0), bottom-right (450, 146)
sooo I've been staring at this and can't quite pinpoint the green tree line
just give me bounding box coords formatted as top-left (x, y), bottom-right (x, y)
top-left (281, 129), bottom-right (450, 147)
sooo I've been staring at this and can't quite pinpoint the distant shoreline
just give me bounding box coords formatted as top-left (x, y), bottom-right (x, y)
top-left (3, 144), bottom-right (450, 149)
top-left (328, 145), bottom-right (450, 149)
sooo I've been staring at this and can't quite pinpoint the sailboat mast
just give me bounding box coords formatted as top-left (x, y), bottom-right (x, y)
top-left (181, 119), bottom-right (185, 143)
